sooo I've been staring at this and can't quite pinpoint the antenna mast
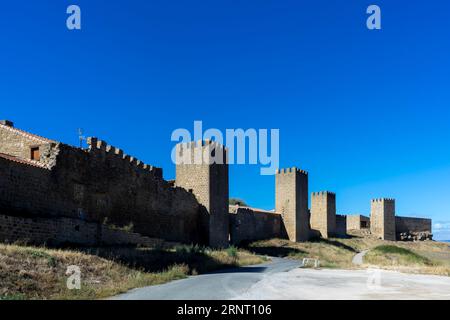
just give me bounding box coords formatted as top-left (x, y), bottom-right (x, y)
top-left (78, 128), bottom-right (86, 148)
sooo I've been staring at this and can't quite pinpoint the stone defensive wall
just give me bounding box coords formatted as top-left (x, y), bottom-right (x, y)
top-left (175, 139), bottom-right (229, 247)
top-left (0, 122), bottom-right (207, 245)
top-left (275, 167), bottom-right (310, 242)
top-left (346, 214), bottom-right (370, 230)
top-left (370, 198), bottom-right (396, 241)
top-left (0, 121), bottom-right (435, 247)
top-left (395, 216), bottom-right (432, 234)
top-left (229, 205), bottom-right (282, 245)
top-left (310, 191), bottom-right (336, 239)
top-left (0, 213), bottom-right (167, 247)
top-left (335, 214), bottom-right (347, 237)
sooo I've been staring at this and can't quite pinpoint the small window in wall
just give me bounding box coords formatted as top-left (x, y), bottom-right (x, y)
top-left (31, 147), bottom-right (40, 161)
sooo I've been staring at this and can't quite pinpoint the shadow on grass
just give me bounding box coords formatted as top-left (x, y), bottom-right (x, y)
top-left (80, 246), bottom-right (239, 274)
top-left (243, 245), bottom-right (307, 258)
top-left (312, 238), bottom-right (358, 253)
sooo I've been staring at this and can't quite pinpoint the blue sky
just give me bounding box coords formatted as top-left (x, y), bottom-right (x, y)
top-left (1, 1), bottom-right (450, 239)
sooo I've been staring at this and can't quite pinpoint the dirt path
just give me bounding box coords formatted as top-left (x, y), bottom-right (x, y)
top-left (352, 250), bottom-right (369, 265)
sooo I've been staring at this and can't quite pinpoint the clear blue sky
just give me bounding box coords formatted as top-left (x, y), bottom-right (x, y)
top-left (1, 1), bottom-right (450, 239)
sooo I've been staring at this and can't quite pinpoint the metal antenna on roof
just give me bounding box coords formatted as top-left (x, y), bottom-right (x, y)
top-left (78, 128), bottom-right (86, 148)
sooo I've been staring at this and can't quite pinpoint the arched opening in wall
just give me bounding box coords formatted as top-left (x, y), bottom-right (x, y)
top-left (74, 225), bottom-right (80, 232)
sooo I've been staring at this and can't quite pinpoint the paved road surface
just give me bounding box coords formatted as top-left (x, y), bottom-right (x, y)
top-left (234, 268), bottom-right (450, 300)
top-left (112, 258), bottom-right (301, 300)
top-left (113, 258), bottom-right (450, 300)
top-left (352, 250), bottom-right (369, 265)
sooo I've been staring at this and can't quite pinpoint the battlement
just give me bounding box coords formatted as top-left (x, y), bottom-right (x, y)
top-left (310, 190), bottom-right (336, 238)
top-left (312, 191), bottom-right (336, 197)
top-left (372, 198), bottom-right (395, 203)
top-left (275, 167), bottom-right (308, 175)
top-left (176, 140), bottom-right (227, 165)
top-left (87, 137), bottom-right (162, 177)
top-left (177, 139), bottom-right (226, 150)
top-left (371, 198), bottom-right (396, 240)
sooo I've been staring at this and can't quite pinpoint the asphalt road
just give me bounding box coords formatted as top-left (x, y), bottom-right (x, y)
top-left (112, 257), bottom-right (301, 300)
top-left (112, 257), bottom-right (450, 300)
top-left (234, 268), bottom-right (450, 300)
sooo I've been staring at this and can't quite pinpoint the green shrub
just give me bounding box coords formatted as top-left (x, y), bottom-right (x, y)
top-left (372, 245), bottom-right (432, 265)
top-left (226, 246), bottom-right (238, 259)
top-left (229, 198), bottom-right (248, 206)
top-left (174, 244), bottom-right (206, 255)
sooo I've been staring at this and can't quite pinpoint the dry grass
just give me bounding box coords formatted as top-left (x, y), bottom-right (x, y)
top-left (246, 238), bottom-right (359, 269)
top-left (363, 242), bottom-right (450, 276)
top-left (247, 237), bottom-right (450, 275)
top-left (0, 243), bottom-right (264, 300)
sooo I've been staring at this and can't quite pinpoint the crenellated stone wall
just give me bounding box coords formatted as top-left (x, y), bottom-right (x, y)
top-left (275, 168), bottom-right (310, 242)
top-left (0, 121), bottom-right (435, 247)
top-left (175, 140), bottom-right (229, 247)
top-left (370, 198), bottom-right (396, 241)
top-left (0, 130), bottom-right (207, 244)
top-left (310, 191), bottom-right (336, 238)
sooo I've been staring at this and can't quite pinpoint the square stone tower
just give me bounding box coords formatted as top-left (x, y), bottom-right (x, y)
top-left (175, 140), bottom-right (229, 248)
top-left (275, 167), bottom-right (310, 242)
top-left (370, 198), bottom-right (396, 241)
top-left (310, 191), bottom-right (336, 239)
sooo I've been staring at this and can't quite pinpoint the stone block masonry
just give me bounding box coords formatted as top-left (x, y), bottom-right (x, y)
top-left (175, 140), bottom-right (229, 247)
top-left (275, 167), bottom-right (310, 242)
top-left (229, 205), bottom-right (282, 245)
top-left (310, 191), bottom-right (336, 238)
top-left (335, 215), bottom-right (347, 237)
top-left (370, 198), bottom-right (396, 241)
top-left (395, 216), bottom-right (431, 234)
top-left (0, 213), bottom-right (165, 247)
top-left (347, 214), bottom-right (370, 231)
top-left (0, 122), bottom-right (206, 245)
top-left (0, 120), bottom-right (434, 247)
top-left (0, 121), bottom-right (55, 161)
top-left (395, 216), bottom-right (432, 241)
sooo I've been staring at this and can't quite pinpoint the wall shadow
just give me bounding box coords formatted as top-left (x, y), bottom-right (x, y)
top-left (243, 245), bottom-right (306, 258)
top-left (311, 238), bottom-right (358, 253)
top-left (80, 246), bottom-right (238, 274)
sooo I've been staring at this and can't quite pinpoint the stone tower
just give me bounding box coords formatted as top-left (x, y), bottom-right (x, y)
top-left (275, 167), bottom-right (310, 242)
top-left (310, 191), bottom-right (336, 239)
top-left (370, 198), bottom-right (396, 241)
top-left (175, 140), bottom-right (229, 248)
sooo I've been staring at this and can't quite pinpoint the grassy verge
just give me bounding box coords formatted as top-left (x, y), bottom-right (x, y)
top-left (0, 243), bottom-right (264, 300)
top-left (365, 245), bottom-right (432, 265)
top-left (246, 238), bottom-right (450, 275)
top-left (245, 238), bottom-right (359, 268)
top-left (364, 244), bottom-right (450, 276)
